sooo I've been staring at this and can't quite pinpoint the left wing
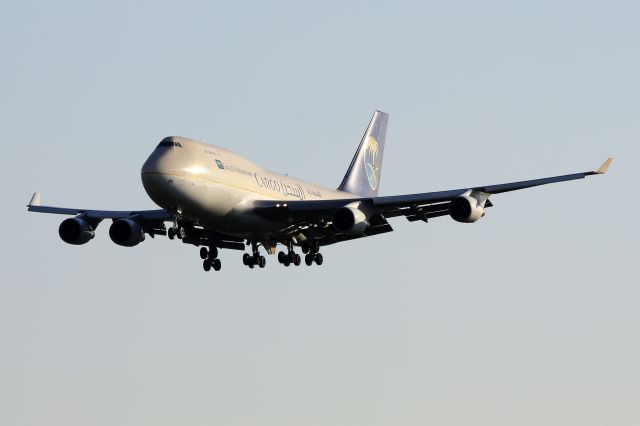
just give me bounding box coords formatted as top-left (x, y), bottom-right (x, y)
top-left (253, 157), bottom-right (613, 244)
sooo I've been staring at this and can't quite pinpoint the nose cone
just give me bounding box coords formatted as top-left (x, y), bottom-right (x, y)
top-left (141, 136), bottom-right (188, 175)
top-left (140, 150), bottom-right (165, 175)
top-left (141, 136), bottom-right (194, 208)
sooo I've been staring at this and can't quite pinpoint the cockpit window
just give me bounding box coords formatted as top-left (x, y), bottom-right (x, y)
top-left (157, 141), bottom-right (183, 148)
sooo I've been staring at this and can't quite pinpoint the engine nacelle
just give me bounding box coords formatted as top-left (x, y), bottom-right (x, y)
top-left (109, 219), bottom-right (145, 247)
top-left (449, 195), bottom-right (485, 223)
top-left (59, 216), bottom-right (96, 245)
top-left (332, 203), bottom-right (370, 234)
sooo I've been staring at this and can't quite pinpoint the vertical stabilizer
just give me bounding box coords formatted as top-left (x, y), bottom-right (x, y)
top-left (337, 111), bottom-right (388, 197)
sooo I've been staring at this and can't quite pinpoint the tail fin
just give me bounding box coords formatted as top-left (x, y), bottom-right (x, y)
top-left (337, 110), bottom-right (389, 197)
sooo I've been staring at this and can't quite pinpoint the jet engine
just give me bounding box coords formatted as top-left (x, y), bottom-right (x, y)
top-left (332, 203), bottom-right (370, 235)
top-left (59, 216), bottom-right (96, 245)
top-left (449, 195), bottom-right (485, 223)
top-left (109, 219), bottom-right (145, 247)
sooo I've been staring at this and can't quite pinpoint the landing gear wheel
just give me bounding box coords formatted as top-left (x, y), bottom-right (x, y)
top-left (168, 227), bottom-right (176, 240)
top-left (243, 253), bottom-right (251, 266)
top-left (200, 247), bottom-right (208, 259)
top-left (283, 257), bottom-right (291, 267)
top-left (310, 240), bottom-right (320, 254)
top-left (203, 259), bottom-right (211, 271)
top-left (212, 258), bottom-right (222, 271)
top-left (301, 242), bottom-right (310, 254)
top-left (209, 246), bottom-right (218, 259)
top-left (258, 256), bottom-right (266, 268)
top-left (314, 253), bottom-right (323, 265)
top-left (293, 253), bottom-right (301, 266)
top-left (278, 251), bottom-right (287, 264)
top-left (178, 226), bottom-right (187, 239)
top-left (305, 254), bottom-right (314, 266)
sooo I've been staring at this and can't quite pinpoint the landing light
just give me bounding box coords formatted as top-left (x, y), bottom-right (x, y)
top-left (185, 166), bottom-right (207, 175)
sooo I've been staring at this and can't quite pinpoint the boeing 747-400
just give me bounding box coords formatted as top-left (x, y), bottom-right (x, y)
top-left (27, 111), bottom-right (612, 271)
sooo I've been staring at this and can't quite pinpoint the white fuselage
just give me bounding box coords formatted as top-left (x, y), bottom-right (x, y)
top-left (140, 136), bottom-right (355, 238)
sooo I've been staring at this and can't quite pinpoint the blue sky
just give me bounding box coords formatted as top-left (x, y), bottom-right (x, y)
top-left (1, 1), bottom-right (638, 425)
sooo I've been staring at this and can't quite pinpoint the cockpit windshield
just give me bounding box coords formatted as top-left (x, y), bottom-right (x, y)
top-left (157, 141), bottom-right (183, 148)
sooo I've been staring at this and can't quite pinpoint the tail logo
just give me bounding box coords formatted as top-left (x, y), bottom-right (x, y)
top-left (363, 136), bottom-right (380, 190)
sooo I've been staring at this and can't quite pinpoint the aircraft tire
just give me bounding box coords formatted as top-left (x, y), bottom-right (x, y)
top-left (258, 256), bottom-right (266, 268)
top-left (314, 253), bottom-right (323, 266)
top-left (243, 253), bottom-right (251, 265)
top-left (209, 247), bottom-right (218, 259)
top-left (178, 226), bottom-right (187, 239)
top-left (203, 259), bottom-right (211, 271)
top-left (200, 247), bottom-right (208, 259)
top-left (213, 259), bottom-right (221, 271)
top-left (305, 254), bottom-right (314, 266)
top-left (293, 254), bottom-right (301, 266)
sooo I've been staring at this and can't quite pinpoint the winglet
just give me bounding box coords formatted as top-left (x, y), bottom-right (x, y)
top-left (594, 157), bottom-right (613, 174)
top-left (28, 192), bottom-right (41, 207)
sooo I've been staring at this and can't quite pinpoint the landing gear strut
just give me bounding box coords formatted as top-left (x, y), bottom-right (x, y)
top-left (243, 242), bottom-right (266, 269)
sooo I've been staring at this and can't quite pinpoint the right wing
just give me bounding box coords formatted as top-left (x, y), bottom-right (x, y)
top-left (27, 192), bottom-right (172, 235)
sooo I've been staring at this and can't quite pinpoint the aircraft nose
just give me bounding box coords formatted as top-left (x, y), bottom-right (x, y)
top-left (141, 141), bottom-right (180, 175)
top-left (141, 151), bottom-right (162, 175)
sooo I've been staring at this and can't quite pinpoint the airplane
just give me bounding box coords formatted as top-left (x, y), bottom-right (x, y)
top-left (27, 111), bottom-right (612, 271)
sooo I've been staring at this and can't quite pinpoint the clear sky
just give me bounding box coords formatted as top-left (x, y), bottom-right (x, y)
top-left (1, 1), bottom-right (638, 425)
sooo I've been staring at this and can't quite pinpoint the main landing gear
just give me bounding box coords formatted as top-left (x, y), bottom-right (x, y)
top-left (278, 250), bottom-right (301, 267)
top-left (200, 245), bottom-right (221, 272)
top-left (243, 242), bottom-right (266, 269)
top-left (276, 240), bottom-right (323, 267)
top-left (277, 240), bottom-right (301, 267)
top-left (302, 240), bottom-right (323, 266)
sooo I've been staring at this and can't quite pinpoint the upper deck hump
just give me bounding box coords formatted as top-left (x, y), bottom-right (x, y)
top-left (160, 136), bottom-right (262, 170)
